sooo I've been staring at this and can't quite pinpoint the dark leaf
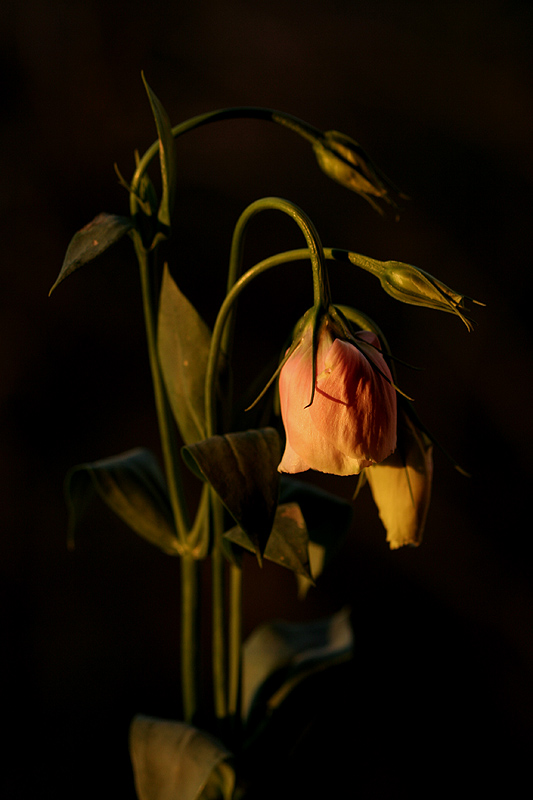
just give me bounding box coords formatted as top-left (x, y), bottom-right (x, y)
top-left (49, 213), bottom-right (132, 294)
top-left (182, 428), bottom-right (281, 557)
top-left (224, 502), bottom-right (312, 580)
top-left (130, 715), bottom-right (235, 800)
top-left (279, 477), bottom-right (352, 561)
top-left (65, 447), bottom-right (179, 555)
top-left (242, 607), bottom-right (354, 725)
top-left (142, 74), bottom-right (177, 234)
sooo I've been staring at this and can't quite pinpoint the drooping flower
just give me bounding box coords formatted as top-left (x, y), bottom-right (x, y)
top-left (278, 315), bottom-right (397, 476)
top-left (366, 410), bottom-right (433, 549)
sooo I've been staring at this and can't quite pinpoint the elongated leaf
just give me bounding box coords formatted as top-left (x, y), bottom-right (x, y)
top-left (130, 715), bottom-right (235, 800)
top-left (65, 447), bottom-right (180, 555)
top-left (242, 607), bottom-right (354, 724)
top-left (182, 428), bottom-right (281, 557)
top-left (224, 502), bottom-right (312, 580)
top-left (142, 74), bottom-right (177, 233)
top-left (157, 265), bottom-right (212, 445)
top-left (49, 213), bottom-right (132, 294)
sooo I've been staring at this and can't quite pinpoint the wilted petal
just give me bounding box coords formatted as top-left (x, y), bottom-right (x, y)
top-left (366, 412), bottom-right (433, 549)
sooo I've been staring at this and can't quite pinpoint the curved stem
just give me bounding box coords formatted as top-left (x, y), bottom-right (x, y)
top-left (206, 198), bottom-right (330, 437)
top-left (203, 199), bottom-right (329, 731)
top-left (130, 107), bottom-right (323, 217)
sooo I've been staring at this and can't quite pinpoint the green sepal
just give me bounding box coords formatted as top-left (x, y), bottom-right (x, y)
top-left (129, 715), bottom-right (235, 800)
top-left (182, 428), bottom-right (281, 558)
top-left (65, 447), bottom-right (180, 555)
top-left (157, 264), bottom-right (212, 445)
top-left (49, 212), bottom-right (133, 295)
top-left (224, 501), bottom-right (312, 580)
top-left (142, 73), bottom-right (177, 237)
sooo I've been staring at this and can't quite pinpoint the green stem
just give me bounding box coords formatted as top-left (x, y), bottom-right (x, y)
top-left (228, 562), bottom-right (243, 725)
top-left (130, 107), bottom-right (323, 213)
top-left (211, 490), bottom-right (227, 721)
top-left (135, 234), bottom-right (199, 722)
top-left (203, 198), bottom-right (329, 730)
top-left (180, 553), bottom-right (199, 723)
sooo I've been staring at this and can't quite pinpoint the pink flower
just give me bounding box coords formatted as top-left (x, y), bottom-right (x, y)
top-left (278, 318), bottom-right (397, 476)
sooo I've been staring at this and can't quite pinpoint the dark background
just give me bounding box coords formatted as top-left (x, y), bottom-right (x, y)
top-left (2, 1), bottom-right (533, 796)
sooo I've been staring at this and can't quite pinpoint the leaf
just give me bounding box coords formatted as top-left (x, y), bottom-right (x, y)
top-left (157, 265), bottom-right (212, 445)
top-left (279, 477), bottom-right (352, 570)
top-left (280, 479), bottom-right (353, 597)
top-left (142, 73), bottom-right (177, 234)
top-left (65, 447), bottom-right (180, 555)
top-left (49, 212), bottom-right (132, 294)
top-left (224, 502), bottom-right (312, 580)
top-left (130, 715), bottom-right (235, 800)
top-left (242, 607), bottom-right (354, 725)
top-left (182, 428), bottom-right (281, 557)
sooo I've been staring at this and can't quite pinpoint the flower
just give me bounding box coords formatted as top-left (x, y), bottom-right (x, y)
top-left (366, 410), bottom-right (433, 549)
top-left (278, 316), bottom-right (397, 476)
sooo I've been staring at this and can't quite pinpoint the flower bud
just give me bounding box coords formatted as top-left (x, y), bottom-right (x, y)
top-left (366, 410), bottom-right (433, 549)
top-left (345, 252), bottom-right (478, 330)
top-left (313, 131), bottom-right (394, 211)
top-left (377, 260), bottom-right (475, 330)
top-left (278, 315), bottom-right (397, 476)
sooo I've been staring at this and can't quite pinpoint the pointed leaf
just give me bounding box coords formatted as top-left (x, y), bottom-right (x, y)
top-left (279, 479), bottom-right (353, 596)
top-left (130, 715), bottom-right (235, 800)
top-left (182, 428), bottom-right (281, 556)
top-left (157, 265), bottom-right (212, 445)
top-left (65, 448), bottom-right (180, 555)
top-left (224, 502), bottom-right (312, 580)
top-left (49, 213), bottom-right (132, 294)
top-left (279, 478), bottom-right (352, 567)
top-left (142, 74), bottom-right (177, 233)
top-left (242, 607), bottom-right (354, 724)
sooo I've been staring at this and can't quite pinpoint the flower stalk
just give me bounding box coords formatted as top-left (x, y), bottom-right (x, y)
top-left (53, 79), bottom-right (479, 788)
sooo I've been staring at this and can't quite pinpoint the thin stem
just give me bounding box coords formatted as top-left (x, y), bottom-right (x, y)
top-left (211, 490), bottom-right (227, 721)
top-left (135, 234), bottom-right (199, 722)
top-left (129, 107), bottom-right (323, 216)
top-left (180, 554), bottom-right (199, 723)
top-left (228, 562), bottom-right (243, 725)
top-left (203, 198), bottom-right (329, 732)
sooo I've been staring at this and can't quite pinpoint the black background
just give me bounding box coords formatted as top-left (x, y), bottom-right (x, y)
top-left (2, 1), bottom-right (533, 796)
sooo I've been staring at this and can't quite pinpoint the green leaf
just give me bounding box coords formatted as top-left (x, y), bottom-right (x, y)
top-left (129, 715), bottom-right (235, 800)
top-left (49, 213), bottom-right (132, 294)
top-left (224, 502), bottom-right (312, 580)
top-left (157, 265), bottom-right (212, 445)
top-left (182, 428), bottom-right (281, 557)
top-left (142, 73), bottom-right (177, 234)
top-left (279, 478), bottom-right (352, 567)
top-left (242, 607), bottom-right (354, 725)
top-left (65, 447), bottom-right (180, 555)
